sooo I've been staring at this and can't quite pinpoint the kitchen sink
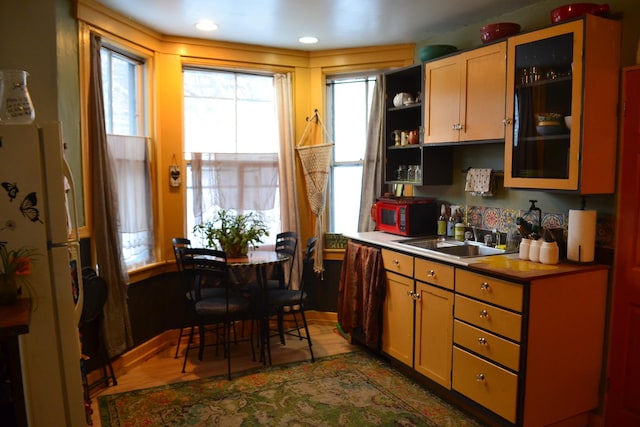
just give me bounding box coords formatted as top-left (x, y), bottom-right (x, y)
top-left (395, 236), bottom-right (508, 258)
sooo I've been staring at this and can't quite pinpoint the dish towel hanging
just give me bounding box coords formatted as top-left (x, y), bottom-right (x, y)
top-left (465, 168), bottom-right (495, 197)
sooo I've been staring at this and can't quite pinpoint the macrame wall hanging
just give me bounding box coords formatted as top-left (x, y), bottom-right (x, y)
top-left (296, 109), bottom-right (334, 274)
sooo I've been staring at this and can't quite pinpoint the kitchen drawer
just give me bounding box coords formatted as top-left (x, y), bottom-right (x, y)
top-left (415, 258), bottom-right (454, 290)
top-left (381, 248), bottom-right (414, 277)
top-left (455, 295), bottom-right (522, 341)
top-left (456, 269), bottom-right (523, 312)
top-left (454, 320), bottom-right (520, 371)
top-left (453, 347), bottom-right (518, 423)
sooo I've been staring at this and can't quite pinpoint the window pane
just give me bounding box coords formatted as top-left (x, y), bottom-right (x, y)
top-left (100, 46), bottom-right (153, 270)
top-left (184, 68), bottom-right (280, 246)
top-left (332, 166), bottom-right (363, 233)
top-left (333, 81), bottom-right (370, 162)
top-left (327, 76), bottom-right (375, 233)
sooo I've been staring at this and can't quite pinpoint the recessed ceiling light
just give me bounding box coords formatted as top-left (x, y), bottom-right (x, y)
top-left (298, 36), bottom-right (318, 44)
top-left (195, 20), bottom-right (218, 32)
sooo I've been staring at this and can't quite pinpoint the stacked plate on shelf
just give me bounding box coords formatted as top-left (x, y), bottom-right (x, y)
top-left (536, 112), bottom-right (566, 136)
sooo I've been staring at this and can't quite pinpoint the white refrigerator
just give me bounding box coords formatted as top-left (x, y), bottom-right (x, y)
top-left (0, 122), bottom-right (86, 426)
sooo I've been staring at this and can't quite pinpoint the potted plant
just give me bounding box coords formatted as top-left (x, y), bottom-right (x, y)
top-left (0, 241), bottom-right (37, 305)
top-left (193, 209), bottom-right (269, 258)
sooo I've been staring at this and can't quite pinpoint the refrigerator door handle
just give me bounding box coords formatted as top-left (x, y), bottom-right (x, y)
top-left (62, 157), bottom-right (84, 325)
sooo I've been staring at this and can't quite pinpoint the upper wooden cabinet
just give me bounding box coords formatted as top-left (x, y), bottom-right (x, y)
top-left (423, 42), bottom-right (507, 143)
top-left (503, 15), bottom-right (620, 193)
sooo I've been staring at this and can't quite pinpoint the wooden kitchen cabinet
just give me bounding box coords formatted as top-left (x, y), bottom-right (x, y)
top-left (354, 236), bottom-right (610, 427)
top-left (453, 267), bottom-right (608, 426)
top-left (384, 65), bottom-right (453, 186)
top-left (381, 249), bottom-right (414, 366)
top-left (414, 258), bottom-right (454, 388)
top-left (382, 252), bottom-right (455, 388)
top-left (381, 270), bottom-right (414, 366)
top-left (423, 42), bottom-right (507, 143)
top-left (504, 15), bottom-right (620, 193)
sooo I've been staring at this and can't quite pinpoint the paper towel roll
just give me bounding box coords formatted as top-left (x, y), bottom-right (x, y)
top-left (567, 209), bottom-right (597, 262)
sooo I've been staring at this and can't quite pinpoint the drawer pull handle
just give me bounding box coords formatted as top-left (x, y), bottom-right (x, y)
top-left (427, 269), bottom-right (436, 277)
top-left (478, 337), bottom-right (487, 346)
top-left (480, 282), bottom-right (490, 292)
top-left (476, 373), bottom-right (485, 382)
top-left (479, 309), bottom-right (489, 319)
top-left (393, 259), bottom-right (400, 266)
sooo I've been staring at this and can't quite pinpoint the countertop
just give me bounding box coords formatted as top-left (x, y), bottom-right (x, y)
top-left (344, 231), bottom-right (608, 282)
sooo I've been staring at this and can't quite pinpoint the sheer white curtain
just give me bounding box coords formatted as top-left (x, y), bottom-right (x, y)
top-left (191, 152), bottom-right (279, 227)
top-left (274, 73), bottom-right (302, 289)
top-left (106, 134), bottom-right (154, 268)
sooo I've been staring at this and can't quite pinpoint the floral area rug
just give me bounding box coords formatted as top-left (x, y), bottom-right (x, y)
top-left (98, 351), bottom-right (483, 426)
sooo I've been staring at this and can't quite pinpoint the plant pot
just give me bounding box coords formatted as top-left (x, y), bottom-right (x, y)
top-left (0, 275), bottom-right (18, 306)
top-left (223, 243), bottom-right (249, 258)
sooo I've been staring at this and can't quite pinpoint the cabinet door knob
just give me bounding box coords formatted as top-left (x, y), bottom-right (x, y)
top-left (476, 373), bottom-right (486, 382)
top-left (452, 123), bottom-right (458, 130)
top-left (479, 309), bottom-right (489, 318)
top-left (480, 282), bottom-right (490, 292)
top-left (478, 337), bottom-right (488, 346)
top-left (503, 118), bottom-right (513, 125)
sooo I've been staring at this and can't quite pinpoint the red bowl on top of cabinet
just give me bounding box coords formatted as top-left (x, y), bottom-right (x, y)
top-left (551, 3), bottom-right (610, 23)
top-left (480, 23), bottom-right (521, 44)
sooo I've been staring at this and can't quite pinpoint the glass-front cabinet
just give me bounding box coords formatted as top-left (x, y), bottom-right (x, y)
top-left (504, 15), bottom-right (620, 193)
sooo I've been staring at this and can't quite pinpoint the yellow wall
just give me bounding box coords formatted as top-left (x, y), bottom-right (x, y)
top-left (76, 0), bottom-right (414, 281)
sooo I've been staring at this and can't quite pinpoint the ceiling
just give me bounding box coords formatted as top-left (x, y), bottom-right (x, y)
top-left (94, 0), bottom-right (542, 51)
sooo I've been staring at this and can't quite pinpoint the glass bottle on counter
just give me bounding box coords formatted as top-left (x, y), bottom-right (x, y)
top-left (437, 204), bottom-right (447, 236)
top-left (447, 206), bottom-right (457, 238)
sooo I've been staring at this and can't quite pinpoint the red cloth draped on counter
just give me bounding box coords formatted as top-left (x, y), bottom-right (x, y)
top-left (337, 241), bottom-right (385, 349)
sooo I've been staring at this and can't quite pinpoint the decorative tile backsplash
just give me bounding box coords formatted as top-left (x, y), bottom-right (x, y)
top-left (462, 205), bottom-right (616, 248)
top-left (463, 205), bottom-right (565, 233)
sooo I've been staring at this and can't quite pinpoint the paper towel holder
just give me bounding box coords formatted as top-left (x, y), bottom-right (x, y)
top-left (566, 205), bottom-right (597, 265)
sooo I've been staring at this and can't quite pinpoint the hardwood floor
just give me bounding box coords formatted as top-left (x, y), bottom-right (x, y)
top-left (88, 323), bottom-right (357, 426)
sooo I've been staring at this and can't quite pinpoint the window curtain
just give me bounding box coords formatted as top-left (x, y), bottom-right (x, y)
top-left (88, 33), bottom-right (133, 357)
top-left (358, 75), bottom-right (385, 232)
top-left (107, 134), bottom-right (154, 269)
top-left (191, 152), bottom-right (279, 216)
top-left (274, 73), bottom-right (302, 289)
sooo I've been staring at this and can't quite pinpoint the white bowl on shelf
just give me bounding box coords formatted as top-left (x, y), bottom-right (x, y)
top-left (564, 115), bottom-right (572, 130)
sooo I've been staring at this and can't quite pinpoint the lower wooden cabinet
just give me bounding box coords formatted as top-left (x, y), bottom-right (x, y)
top-left (381, 270), bottom-right (413, 366)
top-left (373, 244), bottom-right (608, 426)
top-left (452, 347), bottom-right (519, 423)
top-left (414, 282), bottom-right (453, 388)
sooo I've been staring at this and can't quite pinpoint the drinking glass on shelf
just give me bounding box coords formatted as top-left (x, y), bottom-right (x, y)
top-left (407, 165), bottom-right (416, 181)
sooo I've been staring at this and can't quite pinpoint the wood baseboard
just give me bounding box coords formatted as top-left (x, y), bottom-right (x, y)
top-left (86, 312), bottom-right (339, 389)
